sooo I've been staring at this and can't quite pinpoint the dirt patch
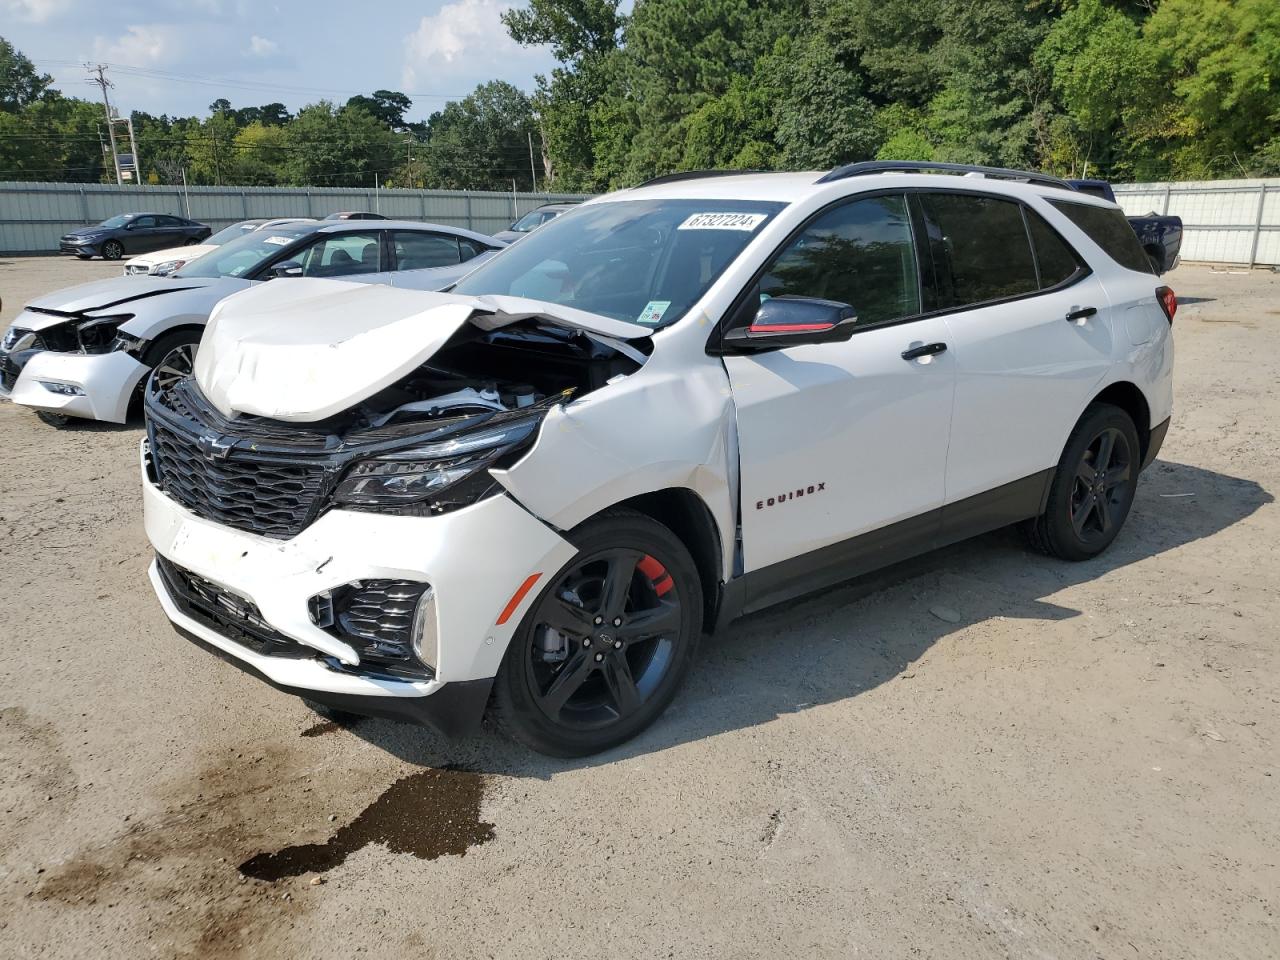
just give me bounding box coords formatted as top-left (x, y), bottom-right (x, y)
top-left (239, 767), bottom-right (494, 881)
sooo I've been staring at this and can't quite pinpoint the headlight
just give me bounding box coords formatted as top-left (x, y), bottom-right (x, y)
top-left (150, 259), bottom-right (187, 276)
top-left (74, 314), bottom-right (132, 354)
top-left (331, 416), bottom-right (542, 514)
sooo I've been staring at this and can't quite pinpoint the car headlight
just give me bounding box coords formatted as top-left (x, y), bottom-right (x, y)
top-left (150, 259), bottom-right (187, 276)
top-left (74, 314), bottom-right (133, 354)
top-left (331, 415), bottom-right (542, 514)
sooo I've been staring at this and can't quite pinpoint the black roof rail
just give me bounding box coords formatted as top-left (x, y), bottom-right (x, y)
top-left (639, 169), bottom-right (767, 187)
top-left (815, 160), bottom-right (1074, 191)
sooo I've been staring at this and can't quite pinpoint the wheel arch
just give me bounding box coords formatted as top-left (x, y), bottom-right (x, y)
top-left (1090, 380), bottom-right (1153, 462)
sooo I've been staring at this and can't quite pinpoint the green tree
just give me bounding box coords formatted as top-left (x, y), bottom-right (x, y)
top-left (0, 36), bottom-right (52, 112)
top-left (345, 90), bottom-right (413, 129)
top-left (284, 101), bottom-right (398, 186)
top-left (420, 81), bottom-right (538, 190)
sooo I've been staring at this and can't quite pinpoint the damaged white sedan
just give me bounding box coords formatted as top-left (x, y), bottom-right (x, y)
top-left (142, 163), bottom-right (1175, 755)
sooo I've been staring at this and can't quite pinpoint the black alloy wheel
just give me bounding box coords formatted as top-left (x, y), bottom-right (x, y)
top-left (1025, 403), bottom-right (1141, 561)
top-left (495, 510), bottom-right (701, 756)
top-left (1069, 426), bottom-right (1133, 544)
top-left (102, 239), bottom-right (124, 261)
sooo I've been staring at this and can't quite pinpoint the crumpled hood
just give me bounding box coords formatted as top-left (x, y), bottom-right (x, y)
top-left (25, 274), bottom-right (227, 317)
top-left (194, 277), bottom-right (652, 422)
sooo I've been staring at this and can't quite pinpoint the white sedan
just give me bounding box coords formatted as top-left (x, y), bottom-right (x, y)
top-left (122, 218), bottom-right (315, 276)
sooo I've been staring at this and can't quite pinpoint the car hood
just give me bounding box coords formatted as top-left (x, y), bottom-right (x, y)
top-left (63, 225), bottom-right (109, 238)
top-left (491, 230), bottom-right (524, 244)
top-left (130, 243), bottom-right (217, 266)
top-left (194, 277), bottom-right (652, 422)
top-left (26, 275), bottom-right (229, 314)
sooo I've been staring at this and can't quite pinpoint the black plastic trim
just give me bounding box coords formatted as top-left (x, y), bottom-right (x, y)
top-left (715, 469), bottom-right (1053, 625)
top-left (174, 625), bottom-right (493, 738)
top-left (1142, 417), bottom-right (1170, 471)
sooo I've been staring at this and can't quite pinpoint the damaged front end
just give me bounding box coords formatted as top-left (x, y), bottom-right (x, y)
top-left (0, 310), bottom-right (136, 392)
top-left (143, 308), bottom-right (645, 683)
top-left (145, 311), bottom-right (646, 534)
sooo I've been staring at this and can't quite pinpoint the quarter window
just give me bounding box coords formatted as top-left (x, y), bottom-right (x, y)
top-left (757, 195), bottom-right (920, 327)
top-left (920, 193), bottom-right (1038, 307)
top-left (1049, 199), bottom-right (1151, 273)
top-left (1025, 208), bottom-right (1083, 288)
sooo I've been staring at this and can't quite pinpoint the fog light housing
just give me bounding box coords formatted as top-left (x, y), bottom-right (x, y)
top-left (411, 587), bottom-right (439, 672)
top-left (38, 381), bottom-right (84, 396)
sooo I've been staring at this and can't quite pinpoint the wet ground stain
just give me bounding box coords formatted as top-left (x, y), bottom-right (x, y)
top-left (300, 720), bottom-right (341, 738)
top-left (238, 767), bottom-right (494, 881)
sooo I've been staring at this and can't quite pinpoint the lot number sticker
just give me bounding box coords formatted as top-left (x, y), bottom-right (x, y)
top-left (262, 235), bottom-right (293, 246)
top-left (677, 212), bottom-right (767, 231)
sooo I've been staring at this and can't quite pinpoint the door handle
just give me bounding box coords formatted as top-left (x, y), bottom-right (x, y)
top-left (901, 342), bottom-right (948, 361)
top-left (1065, 306), bottom-right (1098, 322)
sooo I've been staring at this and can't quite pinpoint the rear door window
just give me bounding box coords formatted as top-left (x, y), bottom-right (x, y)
top-left (919, 193), bottom-right (1038, 307)
top-left (391, 231), bottom-right (463, 270)
top-left (1048, 200), bottom-right (1151, 273)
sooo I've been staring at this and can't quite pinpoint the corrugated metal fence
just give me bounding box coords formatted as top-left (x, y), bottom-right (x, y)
top-left (1113, 178), bottom-right (1280, 267)
top-left (0, 182), bottom-right (590, 254)
top-left (2, 178), bottom-right (1277, 265)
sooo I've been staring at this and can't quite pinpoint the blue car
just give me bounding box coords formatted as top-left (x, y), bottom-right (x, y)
top-left (59, 212), bottom-right (212, 261)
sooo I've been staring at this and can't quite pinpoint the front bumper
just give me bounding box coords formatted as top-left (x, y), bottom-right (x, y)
top-left (60, 240), bottom-right (100, 256)
top-left (142, 459), bottom-right (575, 730)
top-left (8, 350), bottom-right (149, 422)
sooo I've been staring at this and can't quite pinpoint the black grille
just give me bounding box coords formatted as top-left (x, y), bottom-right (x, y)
top-left (156, 555), bottom-right (312, 659)
top-left (338, 580), bottom-right (428, 654)
top-left (150, 421), bottom-right (327, 538)
top-left (311, 579), bottom-right (433, 678)
top-left (146, 380), bottom-right (334, 539)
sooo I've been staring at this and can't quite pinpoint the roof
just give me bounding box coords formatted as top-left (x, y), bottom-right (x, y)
top-left (309, 219), bottom-right (502, 244)
top-left (595, 166), bottom-right (1119, 209)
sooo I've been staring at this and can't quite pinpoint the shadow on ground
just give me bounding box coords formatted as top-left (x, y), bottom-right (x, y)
top-left (325, 459), bottom-right (1270, 778)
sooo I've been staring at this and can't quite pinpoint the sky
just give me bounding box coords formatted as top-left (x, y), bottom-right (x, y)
top-left (2, 0), bottom-right (562, 119)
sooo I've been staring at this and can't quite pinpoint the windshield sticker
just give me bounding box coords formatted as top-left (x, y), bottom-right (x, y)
top-left (677, 212), bottom-right (767, 232)
top-left (637, 301), bottom-right (672, 325)
top-left (262, 235), bottom-right (293, 246)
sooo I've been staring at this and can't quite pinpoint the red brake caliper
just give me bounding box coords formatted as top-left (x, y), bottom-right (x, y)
top-left (637, 554), bottom-right (674, 597)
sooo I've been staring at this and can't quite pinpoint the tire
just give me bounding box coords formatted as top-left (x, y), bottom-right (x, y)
top-left (184, 237), bottom-right (201, 246)
top-left (101, 240), bottom-right (124, 261)
top-left (142, 330), bottom-right (202, 392)
top-left (1024, 403), bottom-right (1141, 561)
top-left (493, 509), bottom-right (703, 757)
top-left (36, 410), bottom-right (71, 428)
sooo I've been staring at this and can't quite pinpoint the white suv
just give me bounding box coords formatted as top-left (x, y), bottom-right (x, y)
top-left (140, 163), bottom-right (1175, 756)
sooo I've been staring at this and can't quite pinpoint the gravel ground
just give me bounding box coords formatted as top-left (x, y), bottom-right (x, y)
top-left (1, 255), bottom-right (1277, 959)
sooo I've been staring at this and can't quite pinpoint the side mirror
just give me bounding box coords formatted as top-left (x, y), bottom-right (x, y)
top-left (722, 296), bottom-right (858, 352)
top-left (269, 260), bottom-right (303, 279)
top-left (124, 222), bottom-right (137, 230)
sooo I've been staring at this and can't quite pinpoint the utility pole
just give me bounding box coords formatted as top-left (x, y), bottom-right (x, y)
top-left (527, 131), bottom-right (538, 194)
top-left (87, 63), bottom-right (122, 185)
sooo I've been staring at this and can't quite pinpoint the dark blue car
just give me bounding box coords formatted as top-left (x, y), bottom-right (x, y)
top-left (59, 212), bottom-right (211, 261)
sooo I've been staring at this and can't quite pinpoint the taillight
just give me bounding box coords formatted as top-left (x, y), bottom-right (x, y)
top-left (1156, 286), bottom-right (1177, 324)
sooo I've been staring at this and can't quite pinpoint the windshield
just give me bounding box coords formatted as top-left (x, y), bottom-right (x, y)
top-left (511, 210), bottom-right (550, 232)
top-left (98, 215), bottom-right (132, 229)
top-left (455, 199), bottom-right (784, 327)
top-left (206, 221), bottom-right (263, 246)
top-left (173, 225), bottom-right (313, 278)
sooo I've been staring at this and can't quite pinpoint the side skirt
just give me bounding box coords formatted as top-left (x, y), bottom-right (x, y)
top-left (716, 469), bottom-right (1053, 627)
